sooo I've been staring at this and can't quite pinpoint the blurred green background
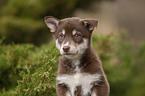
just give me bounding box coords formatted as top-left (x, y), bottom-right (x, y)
top-left (0, 0), bottom-right (145, 96)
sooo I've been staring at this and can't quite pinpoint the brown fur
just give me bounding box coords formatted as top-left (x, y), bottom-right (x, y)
top-left (57, 46), bottom-right (109, 96)
top-left (44, 16), bottom-right (110, 96)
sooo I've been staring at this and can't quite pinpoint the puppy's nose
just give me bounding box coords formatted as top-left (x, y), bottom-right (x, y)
top-left (63, 46), bottom-right (70, 52)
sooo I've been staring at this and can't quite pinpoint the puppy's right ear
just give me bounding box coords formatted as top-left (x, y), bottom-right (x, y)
top-left (44, 16), bottom-right (59, 32)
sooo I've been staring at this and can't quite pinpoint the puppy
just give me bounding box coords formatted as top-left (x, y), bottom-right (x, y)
top-left (44, 16), bottom-right (110, 96)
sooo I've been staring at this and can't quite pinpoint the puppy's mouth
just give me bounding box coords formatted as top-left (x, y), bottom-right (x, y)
top-left (63, 51), bottom-right (78, 56)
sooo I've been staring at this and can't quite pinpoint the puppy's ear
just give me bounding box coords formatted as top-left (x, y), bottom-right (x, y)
top-left (44, 16), bottom-right (59, 32)
top-left (82, 19), bottom-right (98, 32)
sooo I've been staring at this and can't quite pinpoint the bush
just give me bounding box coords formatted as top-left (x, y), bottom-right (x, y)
top-left (92, 33), bottom-right (145, 96)
top-left (0, 39), bottom-right (60, 95)
top-left (16, 43), bottom-right (60, 96)
top-left (0, 33), bottom-right (145, 96)
top-left (0, 16), bottom-right (49, 45)
top-left (0, 41), bottom-right (38, 90)
top-left (0, 0), bottom-right (97, 45)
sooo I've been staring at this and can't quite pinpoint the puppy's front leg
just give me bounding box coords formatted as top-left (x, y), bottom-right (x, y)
top-left (56, 84), bottom-right (70, 96)
top-left (92, 82), bottom-right (110, 96)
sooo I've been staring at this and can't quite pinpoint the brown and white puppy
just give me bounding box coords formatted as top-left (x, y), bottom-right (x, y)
top-left (44, 16), bottom-right (110, 96)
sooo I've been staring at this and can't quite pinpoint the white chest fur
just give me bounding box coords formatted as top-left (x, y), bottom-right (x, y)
top-left (57, 73), bottom-right (101, 96)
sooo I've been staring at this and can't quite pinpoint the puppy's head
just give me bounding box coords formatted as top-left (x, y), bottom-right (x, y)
top-left (44, 16), bottom-right (98, 59)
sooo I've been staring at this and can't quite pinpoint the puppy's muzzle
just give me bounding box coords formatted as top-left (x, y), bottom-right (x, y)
top-left (63, 46), bottom-right (70, 52)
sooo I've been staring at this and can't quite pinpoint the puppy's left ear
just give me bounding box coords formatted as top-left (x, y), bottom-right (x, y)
top-left (82, 19), bottom-right (98, 32)
top-left (44, 16), bottom-right (59, 32)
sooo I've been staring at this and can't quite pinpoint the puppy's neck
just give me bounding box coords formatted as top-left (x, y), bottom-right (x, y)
top-left (63, 46), bottom-right (94, 72)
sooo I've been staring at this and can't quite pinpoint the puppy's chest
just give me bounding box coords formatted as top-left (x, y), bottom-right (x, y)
top-left (57, 73), bottom-right (101, 95)
top-left (58, 58), bottom-right (102, 95)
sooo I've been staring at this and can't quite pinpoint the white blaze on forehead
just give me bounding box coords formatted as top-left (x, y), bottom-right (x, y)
top-left (72, 29), bottom-right (77, 35)
top-left (57, 73), bottom-right (102, 96)
top-left (63, 41), bottom-right (70, 46)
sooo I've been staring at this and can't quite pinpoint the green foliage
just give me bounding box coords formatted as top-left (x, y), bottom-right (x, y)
top-left (0, 16), bottom-right (48, 45)
top-left (0, 89), bottom-right (16, 96)
top-left (0, 42), bottom-right (37, 90)
top-left (0, 0), bottom-right (97, 45)
top-left (0, 33), bottom-right (145, 96)
top-left (0, 40), bottom-right (60, 95)
top-left (126, 43), bottom-right (145, 96)
top-left (16, 43), bottom-right (60, 96)
top-left (93, 33), bottom-right (145, 96)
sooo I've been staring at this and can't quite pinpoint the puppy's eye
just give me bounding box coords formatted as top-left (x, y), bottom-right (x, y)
top-left (58, 32), bottom-right (65, 42)
top-left (74, 32), bottom-right (81, 38)
top-left (59, 34), bottom-right (64, 38)
top-left (59, 33), bottom-right (64, 38)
